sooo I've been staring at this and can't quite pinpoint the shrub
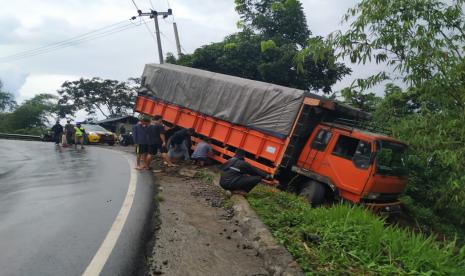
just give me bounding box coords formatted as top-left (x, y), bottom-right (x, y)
top-left (247, 185), bottom-right (465, 275)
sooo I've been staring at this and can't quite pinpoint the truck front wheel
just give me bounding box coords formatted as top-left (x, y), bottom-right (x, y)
top-left (300, 181), bottom-right (325, 207)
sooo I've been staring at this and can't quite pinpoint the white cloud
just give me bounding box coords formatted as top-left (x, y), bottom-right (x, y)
top-left (0, 64), bottom-right (29, 97)
top-left (17, 74), bottom-right (80, 103)
top-left (301, 0), bottom-right (355, 36)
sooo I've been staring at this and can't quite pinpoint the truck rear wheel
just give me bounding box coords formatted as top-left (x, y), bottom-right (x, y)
top-left (300, 181), bottom-right (325, 207)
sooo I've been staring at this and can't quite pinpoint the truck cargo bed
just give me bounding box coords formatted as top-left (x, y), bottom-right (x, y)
top-left (135, 96), bottom-right (289, 174)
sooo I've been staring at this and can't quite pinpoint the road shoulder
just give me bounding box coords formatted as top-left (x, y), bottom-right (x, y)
top-left (147, 162), bottom-right (303, 276)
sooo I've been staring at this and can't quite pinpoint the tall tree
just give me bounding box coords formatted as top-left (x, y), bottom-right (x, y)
top-left (0, 80), bottom-right (17, 112)
top-left (328, 0), bottom-right (465, 110)
top-left (57, 78), bottom-right (139, 118)
top-left (168, 0), bottom-right (350, 93)
top-left (0, 93), bottom-right (57, 135)
top-left (235, 0), bottom-right (311, 46)
top-left (339, 88), bottom-right (382, 113)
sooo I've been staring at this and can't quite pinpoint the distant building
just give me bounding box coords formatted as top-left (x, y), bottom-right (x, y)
top-left (95, 115), bottom-right (139, 133)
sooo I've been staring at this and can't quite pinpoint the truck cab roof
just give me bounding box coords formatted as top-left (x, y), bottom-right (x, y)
top-left (320, 122), bottom-right (408, 146)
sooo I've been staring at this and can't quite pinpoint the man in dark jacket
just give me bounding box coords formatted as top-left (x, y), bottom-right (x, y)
top-left (51, 120), bottom-right (63, 145)
top-left (219, 150), bottom-right (271, 194)
top-left (132, 117), bottom-right (150, 170)
top-left (168, 128), bottom-right (194, 161)
top-left (64, 120), bottom-right (74, 146)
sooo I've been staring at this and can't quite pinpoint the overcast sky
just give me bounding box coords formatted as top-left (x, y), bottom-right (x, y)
top-left (0, 0), bottom-right (375, 114)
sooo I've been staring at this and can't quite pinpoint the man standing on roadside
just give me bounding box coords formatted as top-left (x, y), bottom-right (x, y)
top-left (133, 117), bottom-right (150, 170)
top-left (64, 120), bottom-right (75, 147)
top-left (51, 120), bottom-right (63, 146)
top-left (74, 122), bottom-right (86, 149)
top-left (146, 116), bottom-right (176, 172)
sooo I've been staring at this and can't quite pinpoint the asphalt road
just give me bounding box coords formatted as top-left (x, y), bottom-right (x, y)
top-left (0, 140), bottom-right (155, 276)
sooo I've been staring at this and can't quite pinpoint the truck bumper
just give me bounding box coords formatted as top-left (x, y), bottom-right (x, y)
top-left (363, 201), bottom-right (402, 214)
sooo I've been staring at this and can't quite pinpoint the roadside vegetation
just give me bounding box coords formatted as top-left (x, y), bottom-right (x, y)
top-left (0, 78), bottom-right (137, 135)
top-left (0, 82), bottom-right (57, 135)
top-left (248, 185), bottom-right (465, 275)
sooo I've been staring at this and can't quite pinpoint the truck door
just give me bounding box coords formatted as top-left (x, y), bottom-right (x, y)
top-left (320, 134), bottom-right (374, 197)
top-left (297, 127), bottom-right (333, 169)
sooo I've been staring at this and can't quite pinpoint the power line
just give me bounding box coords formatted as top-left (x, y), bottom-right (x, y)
top-left (140, 18), bottom-right (158, 44)
top-left (131, 0), bottom-right (140, 10)
top-left (0, 20), bottom-right (130, 61)
top-left (159, 31), bottom-right (176, 48)
top-left (160, 31), bottom-right (187, 54)
top-left (0, 23), bottom-right (137, 62)
top-left (131, 0), bottom-right (158, 44)
top-left (148, 0), bottom-right (155, 10)
top-left (0, 21), bottom-right (144, 63)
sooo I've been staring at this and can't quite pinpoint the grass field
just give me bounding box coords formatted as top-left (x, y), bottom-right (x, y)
top-left (247, 185), bottom-right (465, 275)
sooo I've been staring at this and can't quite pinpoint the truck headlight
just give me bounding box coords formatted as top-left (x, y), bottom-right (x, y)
top-left (367, 193), bottom-right (381, 199)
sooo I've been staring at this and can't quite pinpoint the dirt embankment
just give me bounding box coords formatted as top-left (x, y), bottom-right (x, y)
top-left (147, 167), bottom-right (269, 276)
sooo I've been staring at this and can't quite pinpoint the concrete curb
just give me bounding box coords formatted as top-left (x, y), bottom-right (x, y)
top-left (230, 195), bottom-right (304, 276)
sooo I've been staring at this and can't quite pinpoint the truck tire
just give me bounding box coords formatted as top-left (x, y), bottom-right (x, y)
top-left (300, 181), bottom-right (325, 207)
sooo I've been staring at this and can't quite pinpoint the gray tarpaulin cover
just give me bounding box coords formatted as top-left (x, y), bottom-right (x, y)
top-left (140, 63), bottom-right (305, 138)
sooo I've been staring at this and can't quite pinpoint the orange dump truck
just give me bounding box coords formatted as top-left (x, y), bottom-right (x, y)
top-left (135, 64), bottom-right (408, 212)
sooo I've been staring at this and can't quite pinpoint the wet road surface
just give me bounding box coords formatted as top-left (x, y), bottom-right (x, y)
top-left (0, 140), bottom-right (155, 276)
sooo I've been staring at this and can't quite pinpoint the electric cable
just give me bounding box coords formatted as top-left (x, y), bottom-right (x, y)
top-left (0, 21), bottom-right (144, 63)
top-left (0, 20), bottom-right (131, 61)
top-left (131, 0), bottom-right (140, 10)
top-left (148, 0), bottom-right (155, 10)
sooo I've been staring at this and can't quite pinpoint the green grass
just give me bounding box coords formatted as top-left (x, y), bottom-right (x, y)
top-left (194, 169), bottom-right (215, 184)
top-left (247, 185), bottom-right (465, 275)
top-left (154, 194), bottom-right (164, 202)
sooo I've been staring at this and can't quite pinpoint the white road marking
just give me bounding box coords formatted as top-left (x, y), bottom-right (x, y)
top-left (82, 151), bottom-right (138, 276)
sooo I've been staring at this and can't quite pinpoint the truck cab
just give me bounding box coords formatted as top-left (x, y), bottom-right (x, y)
top-left (293, 122), bottom-right (408, 212)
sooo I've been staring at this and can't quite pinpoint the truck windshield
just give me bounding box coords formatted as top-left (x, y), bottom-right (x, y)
top-left (375, 140), bottom-right (407, 176)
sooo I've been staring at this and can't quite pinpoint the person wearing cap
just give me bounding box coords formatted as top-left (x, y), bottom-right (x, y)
top-left (74, 122), bottom-right (86, 149)
top-left (219, 149), bottom-right (272, 195)
top-left (132, 117), bottom-right (150, 170)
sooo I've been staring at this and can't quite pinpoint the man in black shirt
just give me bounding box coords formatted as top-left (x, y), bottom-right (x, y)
top-left (146, 116), bottom-right (176, 170)
top-left (64, 120), bottom-right (75, 146)
top-left (51, 120), bottom-right (63, 145)
top-left (219, 149), bottom-right (271, 194)
top-left (168, 128), bottom-right (194, 161)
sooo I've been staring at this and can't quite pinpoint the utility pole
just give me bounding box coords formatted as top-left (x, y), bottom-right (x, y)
top-left (173, 22), bottom-right (182, 57)
top-left (137, 9), bottom-right (172, 64)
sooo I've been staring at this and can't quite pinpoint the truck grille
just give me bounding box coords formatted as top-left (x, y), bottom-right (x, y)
top-left (363, 193), bottom-right (401, 203)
